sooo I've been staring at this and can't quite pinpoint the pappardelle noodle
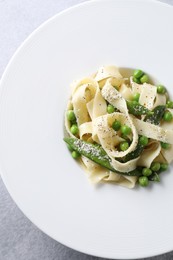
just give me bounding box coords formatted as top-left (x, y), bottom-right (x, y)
top-left (64, 66), bottom-right (173, 188)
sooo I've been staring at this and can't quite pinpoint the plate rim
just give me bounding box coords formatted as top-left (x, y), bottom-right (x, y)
top-left (0, 0), bottom-right (173, 259)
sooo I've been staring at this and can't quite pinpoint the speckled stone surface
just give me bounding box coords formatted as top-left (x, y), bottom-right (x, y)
top-left (0, 0), bottom-right (173, 259)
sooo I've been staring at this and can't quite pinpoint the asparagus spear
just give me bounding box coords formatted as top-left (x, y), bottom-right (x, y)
top-left (64, 137), bottom-right (141, 176)
top-left (126, 101), bottom-right (153, 116)
top-left (145, 105), bottom-right (166, 125)
top-left (123, 142), bottom-right (144, 162)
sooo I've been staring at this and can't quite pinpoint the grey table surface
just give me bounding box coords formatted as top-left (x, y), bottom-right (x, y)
top-left (0, 0), bottom-right (173, 259)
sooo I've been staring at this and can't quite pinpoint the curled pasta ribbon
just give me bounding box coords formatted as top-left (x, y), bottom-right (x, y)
top-left (72, 78), bottom-right (107, 126)
top-left (95, 66), bottom-right (124, 89)
top-left (137, 141), bottom-right (161, 168)
top-left (133, 118), bottom-right (173, 144)
top-left (94, 113), bottom-right (138, 157)
top-left (94, 65), bottom-right (123, 82)
top-left (82, 156), bottom-right (137, 189)
top-left (93, 114), bottom-right (139, 173)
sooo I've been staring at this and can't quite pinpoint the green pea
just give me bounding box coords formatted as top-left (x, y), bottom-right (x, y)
top-left (142, 168), bottom-right (152, 177)
top-left (70, 124), bottom-right (79, 135)
top-left (139, 176), bottom-right (149, 187)
top-left (160, 163), bottom-right (168, 171)
top-left (107, 104), bottom-right (115, 114)
top-left (133, 77), bottom-right (141, 84)
top-left (67, 110), bottom-right (76, 121)
top-left (166, 100), bottom-right (173, 109)
top-left (161, 142), bottom-right (171, 149)
top-left (67, 143), bottom-right (74, 152)
top-left (71, 151), bottom-right (80, 159)
top-left (163, 111), bottom-right (173, 122)
top-left (140, 74), bottom-right (149, 84)
top-left (121, 125), bottom-right (132, 135)
top-left (151, 162), bottom-right (160, 172)
top-left (112, 120), bottom-right (121, 131)
top-left (132, 92), bottom-right (140, 102)
top-left (119, 141), bottom-right (129, 151)
top-left (139, 136), bottom-right (148, 146)
top-left (133, 69), bottom-right (144, 79)
top-left (157, 85), bottom-right (166, 94)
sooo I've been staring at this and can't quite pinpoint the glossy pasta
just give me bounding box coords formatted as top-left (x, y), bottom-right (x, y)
top-left (65, 66), bottom-right (173, 188)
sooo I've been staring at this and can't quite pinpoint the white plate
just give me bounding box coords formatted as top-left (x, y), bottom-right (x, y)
top-left (0, 0), bottom-right (173, 259)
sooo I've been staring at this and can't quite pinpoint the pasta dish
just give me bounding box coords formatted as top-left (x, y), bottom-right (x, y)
top-left (64, 66), bottom-right (173, 188)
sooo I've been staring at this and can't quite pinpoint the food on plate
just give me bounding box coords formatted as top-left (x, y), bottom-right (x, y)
top-left (64, 65), bottom-right (173, 188)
